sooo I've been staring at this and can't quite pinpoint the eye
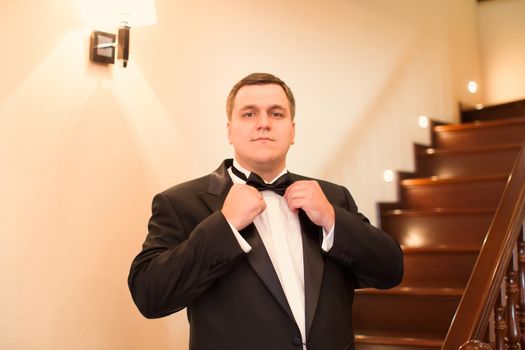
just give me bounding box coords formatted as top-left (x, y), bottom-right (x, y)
top-left (242, 112), bottom-right (255, 118)
top-left (271, 111), bottom-right (284, 118)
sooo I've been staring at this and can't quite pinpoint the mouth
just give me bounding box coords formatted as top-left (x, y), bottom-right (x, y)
top-left (252, 137), bottom-right (275, 142)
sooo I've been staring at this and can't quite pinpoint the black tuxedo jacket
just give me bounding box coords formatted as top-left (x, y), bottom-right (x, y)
top-left (128, 159), bottom-right (403, 350)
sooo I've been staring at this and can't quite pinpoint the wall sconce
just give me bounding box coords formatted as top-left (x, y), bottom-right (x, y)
top-left (90, 31), bottom-right (117, 64)
top-left (88, 0), bottom-right (157, 68)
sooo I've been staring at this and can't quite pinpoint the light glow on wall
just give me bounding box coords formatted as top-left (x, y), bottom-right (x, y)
top-left (467, 80), bottom-right (478, 94)
top-left (418, 115), bottom-right (429, 128)
top-left (383, 169), bottom-right (394, 183)
top-left (405, 231), bottom-right (425, 247)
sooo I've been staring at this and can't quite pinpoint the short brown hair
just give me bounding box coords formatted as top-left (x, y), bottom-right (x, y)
top-left (226, 73), bottom-right (296, 121)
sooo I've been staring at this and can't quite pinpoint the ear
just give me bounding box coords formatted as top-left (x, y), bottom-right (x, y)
top-left (227, 121), bottom-right (232, 144)
top-left (291, 121), bottom-right (295, 145)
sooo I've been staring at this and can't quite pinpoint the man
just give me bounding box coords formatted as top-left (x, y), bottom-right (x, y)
top-left (128, 73), bottom-right (403, 350)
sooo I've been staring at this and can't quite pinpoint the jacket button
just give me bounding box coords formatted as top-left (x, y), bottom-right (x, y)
top-left (292, 337), bottom-right (302, 346)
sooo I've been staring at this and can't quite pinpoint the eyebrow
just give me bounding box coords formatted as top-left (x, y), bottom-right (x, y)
top-left (239, 105), bottom-right (257, 111)
top-left (240, 104), bottom-right (286, 110)
top-left (238, 104), bottom-right (288, 114)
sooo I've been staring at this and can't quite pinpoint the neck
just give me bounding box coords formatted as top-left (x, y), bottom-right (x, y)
top-left (234, 158), bottom-right (286, 183)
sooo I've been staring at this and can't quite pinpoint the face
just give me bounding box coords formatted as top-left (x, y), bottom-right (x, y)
top-left (227, 84), bottom-right (295, 175)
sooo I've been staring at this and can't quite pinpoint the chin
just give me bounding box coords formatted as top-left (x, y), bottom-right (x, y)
top-left (253, 155), bottom-right (286, 169)
top-left (236, 146), bottom-right (288, 168)
top-left (239, 153), bottom-right (280, 167)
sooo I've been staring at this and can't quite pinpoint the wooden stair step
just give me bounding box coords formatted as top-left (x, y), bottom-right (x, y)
top-left (381, 208), bottom-right (494, 217)
top-left (443, 116), bottom-right (525, 132)
top-left (461, 99), bottom-right (525, 123)
top-left (401, 174), bottom-right (507, 186)
top-left (381, 208), bottom-right (493, 247)
top-left (433, 116), bottom-right (525, 149)
top-left (403, 245), bottom-right (480, 253)
top-left (353, 287), bottom-right (462, 337)
top-left (418, 143), bottom-right (521, 156)
top-left (358, 286), bottom-right (464, 296)
top-left (416, 143), bottom-right (520, 177)
top-left (401, 175), bottom-right (507, 210)
top-left (401, 246), bottom-right (479, 288)
top-left (355, 333), bottom-right (443, 350)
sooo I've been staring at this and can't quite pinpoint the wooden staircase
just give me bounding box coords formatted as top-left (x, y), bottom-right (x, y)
top-left (353, 99), bottom-right (525, 349)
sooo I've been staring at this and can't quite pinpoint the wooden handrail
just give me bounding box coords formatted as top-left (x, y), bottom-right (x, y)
top-left (442, 140), bottom-right (525, 350)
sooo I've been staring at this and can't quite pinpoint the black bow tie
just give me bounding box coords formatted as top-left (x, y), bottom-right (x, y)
top-left (231, 166), bottom-right (293, 196)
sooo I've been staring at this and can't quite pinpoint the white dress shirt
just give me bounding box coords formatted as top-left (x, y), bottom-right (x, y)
top-left (226, 160), bottom-right (335, 346)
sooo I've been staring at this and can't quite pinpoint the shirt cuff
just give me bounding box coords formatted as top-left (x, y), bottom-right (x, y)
top-left (226, 220), bottom-right (252, 253)
top-left (321, 224), bottom-right (335, 252)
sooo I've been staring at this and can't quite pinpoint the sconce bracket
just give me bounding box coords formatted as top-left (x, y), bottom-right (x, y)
top-left (90, 31), bottom-right (116, 64)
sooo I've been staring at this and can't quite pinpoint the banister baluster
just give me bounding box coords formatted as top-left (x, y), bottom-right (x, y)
top-left (460, 340), bottom-right (495, 350)
top-left (495, 290), bottom-right (506, 350)
top-left (506, 255), bottom-right (521, 349)
top-left (518, 228), bottom-right (525, 348)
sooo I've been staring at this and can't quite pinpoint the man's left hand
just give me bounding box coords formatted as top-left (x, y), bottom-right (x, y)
top-left (284, 180), bottom-right (335, 231)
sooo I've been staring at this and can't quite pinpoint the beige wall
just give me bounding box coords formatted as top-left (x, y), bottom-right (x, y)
top-left (1, 0), bottom-right (481, 348)
top-left (478, 0), bottom-right (525, 104)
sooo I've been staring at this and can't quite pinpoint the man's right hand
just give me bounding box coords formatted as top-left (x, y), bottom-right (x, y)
top-left (222, 184), bottom-right (266, 231)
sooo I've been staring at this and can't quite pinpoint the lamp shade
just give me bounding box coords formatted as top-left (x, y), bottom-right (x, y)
top-left (78, 0), bottom-right (157, 28)
top-left (118, 0), bottom-right (158, 26)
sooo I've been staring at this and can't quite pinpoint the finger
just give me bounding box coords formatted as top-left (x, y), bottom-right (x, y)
top-left (285, 183), bottom-right (308, 200)
top-left (285, 180), bottom-right (310, 193)
top-left (286, 199), bottom-right (299, 214)
top-left (286, 197), bottom-right (306, 213)
top-left (285, 189), bottom-right (309, 203)
top-left (246, 186), bottom-right (263, 198)
top-left (256, 199), bottom-right (267, 215)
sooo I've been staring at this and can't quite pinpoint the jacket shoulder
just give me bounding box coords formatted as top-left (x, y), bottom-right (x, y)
top-left (160, 174), bottom-right (211, 199)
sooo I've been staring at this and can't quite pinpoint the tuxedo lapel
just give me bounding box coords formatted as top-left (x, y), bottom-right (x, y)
top-left (199, 159), bottom-right (233, 212)
top-left (241, 223), bottom-right (295, 322)
top-left (291, 173), bottom-right (325, 338)
top-left (199, 159), bottom-right (295, 324)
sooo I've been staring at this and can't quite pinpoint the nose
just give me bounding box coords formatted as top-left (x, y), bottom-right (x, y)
top-left (256, 113), bottom-right (271, 130)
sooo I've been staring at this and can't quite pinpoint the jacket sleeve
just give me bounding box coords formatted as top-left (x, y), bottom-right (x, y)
top-left (327, 186), bottom-right (404, 289)
top-left (128, 192), bottom-right (246, 319)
